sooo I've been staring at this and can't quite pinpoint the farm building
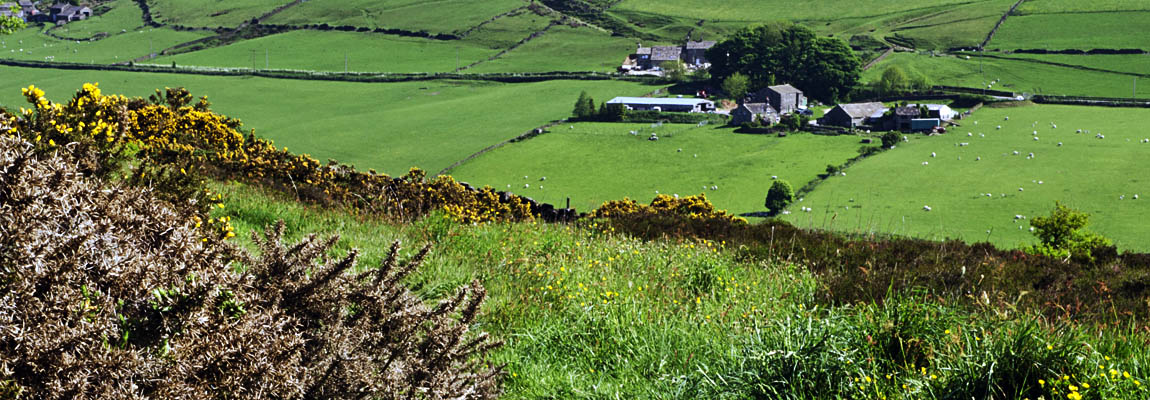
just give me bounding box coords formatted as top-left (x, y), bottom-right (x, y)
top-left (819, 102), bottom-right (887, 129)
top-left (683, 41), bottom-right (717, 67)
top-left (47, 2), bottom-right (90, 23)
top-left (623, 40), bottom-right (717, 72)
top-left (915, 104), bottom-right (958, 121)
top-left (749, 84), bottom-right (807, 114)
top-left (606, 97), bottom-right (715, 113)
top-left (884, 104), bottom-right (954, 131)
top-left (730, 103), bottom-right (780, 125)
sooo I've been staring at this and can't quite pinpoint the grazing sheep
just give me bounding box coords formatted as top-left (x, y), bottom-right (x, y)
top-left (1013, 151), bottom-right (1020, 155)
top-left (997, 125), bottom-right (1002, 130)
top-left (976, 156), bottom-right (981, 161)
top-left (1120, 195), bottom-right (1125, 200)
top-left (1029, 227), bottom-right (1035, 232)
top-left (923, 205), bottom-right (932, 211)
top-left (1019, 187), bottom-right (1024, 192)
top-left (1033, 137), bottom-right (1040, 141)
top-left (524, 175), bottom-right (529, 179)
top-left (524, 184), bottom-right (530, 188)
top-left (1135, 194), bottom-right (1140, 199)
top-left (1038, 181), bottom-right (1043, 184)
top-left (1015, 215), bottom-right (1024, 220)
top-left (1028, 152), bottom-right (1034, 158)
top-left (903, 136), bottom-right (909, 142)
top-left (974, 121), bottom-right (979, 125)
top-left (1077, 129), bottom-right (1083, 133)
top-left (840, 172), bottom-right (847, 176)
top-left (922, 161), bottom-right (929, 166)
top-left (931, 152), bottom-right (937, 157)
top-left (677, 148), bottom-right (682, 152)
top-left (673, 194), bottom-right (679, 199)
top-left (772, 175), bottom-right (778, 180)
top-left (1033, 131), bottom-right (1038, 135)
top-left (968, 132), bottom-right (973, 136)
top-left (1052, 124), bottom-right (1057, 129)
top-left (1058, 142), bottom-right (1063, 147)
top-left (782, 210), bottom-right (792, 215)
top-left (711, 185), bottom-right (718, 190)
top-left (1005, 116), bottom-right (1010, 121)
top-left (655, 190), bottom-right (659, 194)
top-left (1097, 134), bottom-right (1105, 139)
top-left (540, 176), bottom-right (547, 181)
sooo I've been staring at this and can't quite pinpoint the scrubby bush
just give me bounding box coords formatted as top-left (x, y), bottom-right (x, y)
top-left (1025, 201), bottom-right (1114, 264)
top-left (588, 193), bottom-right (746, 225)
top-left (0, 136), bottom-right (503, 398)
top-left (881, 131), bottom-right (900, 149)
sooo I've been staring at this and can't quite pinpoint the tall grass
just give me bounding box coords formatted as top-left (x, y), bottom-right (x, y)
top-left (213, 180), bottom-right (1150, 398)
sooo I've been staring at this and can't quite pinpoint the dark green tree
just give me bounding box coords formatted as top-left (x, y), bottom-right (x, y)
top-left (877, 66), bottom-right (910, 97)
top-left (881, 131), bottom-right (900, 149)
top-left (661, 61), bottom-right (687, 83)
top-left (573, 91), bottom-right (595, 120)
top-left (764, 180), bottom-right (794, 215)
top-left (707, 23), bottom-right (862, 103)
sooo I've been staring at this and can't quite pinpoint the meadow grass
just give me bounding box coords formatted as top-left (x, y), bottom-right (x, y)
top-left (783, 103), bottom-right (1150, 251)
top-left (47, 0), bottom-right (144, 39)
top-left (154, 30), bottom-right (498, 73)
top-left (613, 0), bottom-right (980, 22)
top-left (460, 10), bottom-right (555, 50)
top-left (467, 25), bottom-right (637, 73)
top-left (450, 122), bottom-right (873, 215)
top-left (0, 65), bottom-right (657, 174)
top-left (1002, 53), bottom-right (1150, 76)
top-left (264, 0), bottom-right (525, 35)
top-left (1016, 0), bottom-right (1150, 14)
top-left (0, 26), bottom-right (209, 63)
top-left (148, 0), bottom-right (283, 28)
top-left (864, 52), bottom-right (1149, 98)
top-left (990, 11), bottom-right (1150, 50)
top-left (212, 180), bottom-right (1150, 399)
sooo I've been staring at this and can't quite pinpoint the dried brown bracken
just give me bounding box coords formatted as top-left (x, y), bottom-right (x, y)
top-left (0, 136), bottom-right (502, 399)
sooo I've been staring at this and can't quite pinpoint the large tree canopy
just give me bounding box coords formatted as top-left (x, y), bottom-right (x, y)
top-left (707, 24), bottom-right (862, 103)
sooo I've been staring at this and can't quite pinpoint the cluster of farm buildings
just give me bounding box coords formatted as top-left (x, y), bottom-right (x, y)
top-left (621, 41), bottom-right (717, 75)
top-left (2, 1), bottom-right (92, 24)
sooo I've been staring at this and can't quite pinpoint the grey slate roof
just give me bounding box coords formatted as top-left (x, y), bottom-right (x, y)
top-left (650, 46), bottom-right (682, 61)
top-left (894, 106), bottom-right (920, 117)
top-left (838, 102), bottom-right (887, 118)
top-left (685, 41), bottom-right (716, 50)
top-left (768, 84), bottom-right (803, 95)
top-left (635, 47), bottom-right (652, 55)
top-left (742, 103), bottom-right (770, 115)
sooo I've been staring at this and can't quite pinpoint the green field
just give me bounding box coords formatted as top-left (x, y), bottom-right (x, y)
top-left (990, 11), bottom-right (1150, 50)
top-left (451, 123), bottom-right (873, 214)
top-left (148, 0), bottom-right (283, 28)
top-left (784, 104), bottom-right (1150, 251)
top-left (0, 65), bottom-right (655, 174)
top-left (265, 0), bottom-right (525, 34)
top-left (47, 0), bottom-right (144, 39)
top-left (865, 52), bottom-right (1148, 98)
top-left (467, 25), bottom-right (635, 73)
top-left (1002, 53), bottom-right (1150, 77)
top-left (460, 10), bottom-right (555, 50)
top-left (155, 30), bottom-right (497, 73)
top-left (0, 26), bottom-right (209, 63)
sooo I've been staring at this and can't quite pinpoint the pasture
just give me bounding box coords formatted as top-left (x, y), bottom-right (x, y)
top-left (783, 104), bottom-right (1150, 251)
top-left (147, 0), bottom-right (283, 28)
top-left (0, 26), bottom-right (210, 63)
top-left (47, 0), bottom-right (143, 39)
top-left (466, 26), bottom-right (636, 73)
top-left (1000, 53), bottom-right (1150, 77)
top-left (989, 11), bottom-right (1150, 50)
top-left (154, 30), bottom-right (498, 73)
top-left (864, 52), bottom-right (1148, 98)
top-left (451, 123), bottom-right (873, 215)
top-left (0, 65), bottom-right (655, 175)
top-left (264, 0), bottom-right (526, 35)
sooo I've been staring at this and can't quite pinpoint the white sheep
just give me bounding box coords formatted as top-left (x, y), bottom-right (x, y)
top-left (524, 184), bottom-right (530, 188)
top-left (540, 176), bottom-right (547, 181)
top-left (1005, 116), bottom-right (1010, 121)
top-left (968, 132), bottom-right (973, 137)
top-left (840, 172), bottom-right (847, 176)
top-left (1028, 152), bottom-right (1034, 158)
top-left (976, 156), bottom-right (981, 161)
top-left (979, 133), bottom-right (985, 137)
top-left (711, 185), bottom-right (718, 190)
top-left (922, 161), bottom-right (929, 166)
top-left (1076, 129), bottom-right (1083, 133)
top-left (1019, 187), bottom-right (1024, 192)
top-left (772, 175), bottom-right (778, 180)
top-left (524, 175), bottom-right (529, 179)
top-left (997, 125), bottom-right (1002, 130)
top-left (1033, 137), bottom-right (1039, 141)
top-left (1097, 134), bottom-right (1105, 139)
top-left (903, 136), bottom-right (909, 142)
top-left (1033, 131), bottom-right (1038, 135)
top-left (782, 210), bottom-right (792, 215)
top-left (677, 148), bottom-right (682, 152)
top-left (923, 205), bottom-right (932, 211)
top-left (1015, 215), bottom-right (1024, 220)
top-left (1038, 181), bottom-right (1043, 184)
top-left (1120, 195), bottom-right (1125, 200)
top-left (1135, 194), bottom-right (1140, 200)
top-left (1058, 142), bottom-right (1063, 146)
top-left (1012, 151), bottom-right (1020, 155)
top-left (931, 152), bottom-right (937, 157)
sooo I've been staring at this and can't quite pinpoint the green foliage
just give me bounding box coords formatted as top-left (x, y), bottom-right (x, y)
top-left (778, 113), bottom-right (805, 131)
top-left (765, 179), bottom-right (794, 214)
top-left (0, 5), bottom-right (26, 35)
top-left (881, 131), bottom-right (900, 149)
top-left (660, 60), bottom-right (687, 83)
top-left (875, 65), bottom-right (933, 97)
top-left (721, 72), bottom-right (750, 101)
top-left (1026, 201), bottom-right (1114, 263)
top-left (707, 23), bottom-right (862, 103)
top-left (573, 91), bottom-right (596, 119)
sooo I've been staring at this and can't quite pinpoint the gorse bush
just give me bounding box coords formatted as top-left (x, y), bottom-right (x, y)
top-left (0, 136), bottom-right (502, 398)
top-left (588, 193), bottom-right (747, 225)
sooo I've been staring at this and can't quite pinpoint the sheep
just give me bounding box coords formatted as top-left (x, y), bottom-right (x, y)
top-left (711, 185), bottom-right (719, 190)
top-left (1135, 194), bottom-right (1140, 200)
top-left (923, 205), bottom-right (932, 211)
top-left (903, 136), bottom-right (909, 142)
top-left (979, 133), bottom-right (985, 137)
top-left (1033, 131), bottom-right (1038, 135)
top-left (1038, 181), bottom-right (1043, 184)
top-left (524, 175), bottom-right (529, 179)
top-left (524, 184), bottom-right (530, 188)
top-left (677, 148), bottom-right (682, 152)
top-left (655, 190), bottom-right (659, 194)
top-left (772, 175), bottom-right (778, 180)
top-left (1028, 152), bottom-right (1034, 158)
top-left (931, 152), bottom-right (937, 157)
top-left (1077, 129), bottom-right (1083, 133)
top-left (1051, 124), bottom-right (1057, 129)
top-left (782, 210), bottom-right (792, 215)
top-left (673, 194), bottom-right (679, 199)
top-left (968, 132), bottom-right (973, 137)
top-left (840, 172), bottom-right (847, 176)
top-left (1058, 142), bottom-right (1063, 146)
top-left (976, 156), bottom-right (981, 161)
top-left (1015, 215), bottom-right (1024, 220)
top-left (1012, 150), bottom-right (1020, 155)
top-left (1004, 116), bottom-right (1010, 121)
top-left (1033, 137), bottom-right (1039, 141)
top-left (1029, 227), bottom-right (1036, 232)
top-left (974, 121), bottom-right (980, 125)
top-left (693, 154), bottom-right (698, 158)
top-left (1120, 195), bottom-right (1125, 200)
top-left (539, 185), bottom-right (544, 189)
top-left (922, 161), bottom-right (929, 166)
top-left (986, 193), bottom-right (993, 197)
top-left (997, 125), bottom-right (1002, 130)
top-left (959, 143), bottom-right (969, 147)
top-left (1097, 134), bottom-right (1105, 139)
top-left (540, 176), bottom-right (547, 181)
top-left (1019, 187), bottom-right (1024, 191)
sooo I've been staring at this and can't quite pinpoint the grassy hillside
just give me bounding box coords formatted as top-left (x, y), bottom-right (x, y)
top-left (264, 0), bottom-right (526, 34)
top-left (784, 103), bottom-right (1150, 251)
top-left (466, 25), bottom-right (636, 73)
top-left (148, 0), bottom-right (283, 28)
top-left (1, 26), bottom-right (209, 63)
top-left (452, 122), bottom-right (873, 215)
top-left (154, 30), bottom-right (498, 73)
top-left (864, 52), bottom-right (1148, 98)
top-left (211, 180), bottom-right (1150, 399)
top-left (990, 12), bottom-right (1150, 50)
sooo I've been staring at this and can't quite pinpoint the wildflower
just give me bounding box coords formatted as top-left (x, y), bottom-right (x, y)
top-left (944, 329), bottom-right (951, 334)
top-left (1039, 379), bottom-right (1045, 387)
top-left (1124, 371), bottom-right (1131, 378)
top-left (930, 374), bottom-right (937, 380)
top-left (1047, 345), bottom-right (1054, 350)
top-left (1081, 383), bottom-right (1089, 389)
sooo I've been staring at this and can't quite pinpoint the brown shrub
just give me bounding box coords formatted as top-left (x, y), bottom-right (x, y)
top-left (0, 136), bottom-right (502, 398)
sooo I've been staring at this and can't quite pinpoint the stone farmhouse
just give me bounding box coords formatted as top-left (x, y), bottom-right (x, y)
top-left (748, 84), bottom-right (808, 115)
top-left (47, 2), bottom-right (90, 24)
top-left (621, 40), bottom-right (717, 73)
top-left (730, 103), bottom-right (780, 125)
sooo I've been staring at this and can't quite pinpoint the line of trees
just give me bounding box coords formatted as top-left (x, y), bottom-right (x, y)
top-left (707, 23), bottom-right (862, 103)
